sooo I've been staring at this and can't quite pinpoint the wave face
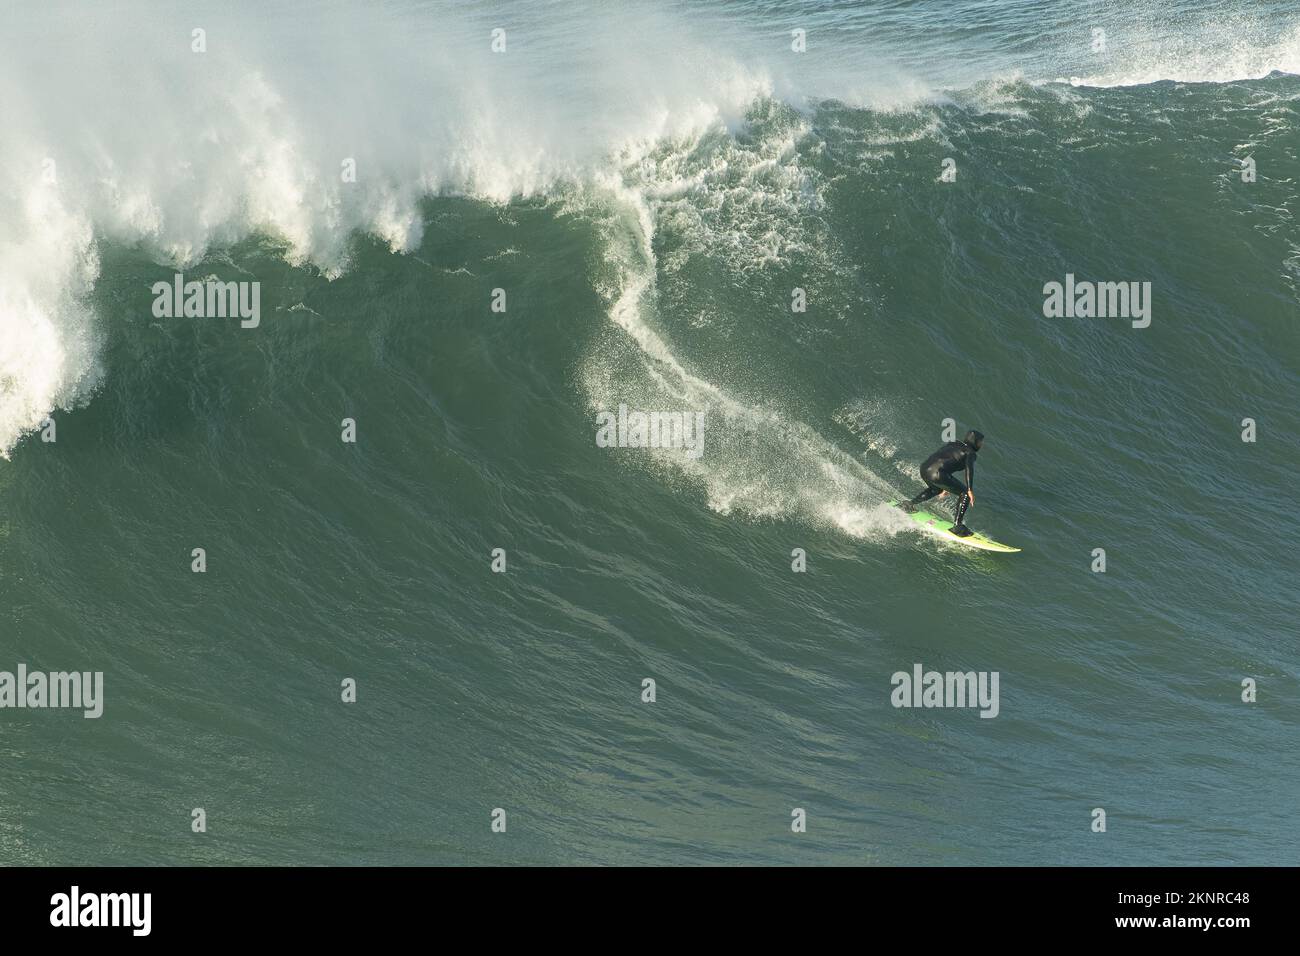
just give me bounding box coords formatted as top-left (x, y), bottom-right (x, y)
top-left (1, 0), bottom-right (1299, 865)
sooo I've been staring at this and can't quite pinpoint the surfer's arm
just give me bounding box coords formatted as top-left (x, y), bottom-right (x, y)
top-left (965, 454), bottom-right (976, 497)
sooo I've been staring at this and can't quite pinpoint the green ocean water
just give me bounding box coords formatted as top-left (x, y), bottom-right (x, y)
top-left (1, 0), bottom-right (1299, 865)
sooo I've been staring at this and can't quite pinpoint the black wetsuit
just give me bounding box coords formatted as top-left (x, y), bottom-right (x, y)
top-left (907, 431), bottom-right (982, 529)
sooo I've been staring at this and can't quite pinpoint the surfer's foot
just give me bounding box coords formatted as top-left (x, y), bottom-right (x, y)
top-left (950, 523), bottom-right (974, 537)
top-left (899, 501), bottom-right (917, 513)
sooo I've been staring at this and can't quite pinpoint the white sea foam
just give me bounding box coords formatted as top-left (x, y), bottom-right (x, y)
top-left (1060, 19), bottom-right (1300, 88)
top-left (578, 120), bottom-right (902, 536)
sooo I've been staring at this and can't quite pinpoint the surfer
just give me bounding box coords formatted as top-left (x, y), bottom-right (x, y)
top-left (900, 430), bottom-right (984, 537)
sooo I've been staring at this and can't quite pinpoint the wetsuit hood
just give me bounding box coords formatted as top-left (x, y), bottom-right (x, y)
top-left (963, 429), bottom-right (985, 450)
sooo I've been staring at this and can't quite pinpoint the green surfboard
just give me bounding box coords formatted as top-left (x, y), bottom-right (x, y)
top-left (888, 501), bottom-right (1021, 553)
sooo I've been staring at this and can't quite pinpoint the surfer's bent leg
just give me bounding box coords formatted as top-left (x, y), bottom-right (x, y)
top-left (934, 472), bottom-right (970, 522)
top-left (906, 466), bottom-right (958, 509)
top-left (907, 485), bottom-right (942, 508)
